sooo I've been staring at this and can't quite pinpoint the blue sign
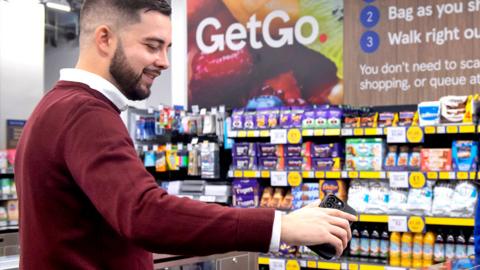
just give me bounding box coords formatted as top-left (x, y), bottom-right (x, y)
top-left (360, 5), bottom-right (380, 28)
top-left (360, 31), bottom-right (380, 53)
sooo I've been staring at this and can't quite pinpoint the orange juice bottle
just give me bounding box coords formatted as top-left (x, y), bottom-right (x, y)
top-left (423, 232), bottom-right (435, 267)
top-left (412, 233), bottom-right (423, 268)
top-left (390, 232), bottom-right (401, 266)
top-left (401, 232), bottom-right (413, 268)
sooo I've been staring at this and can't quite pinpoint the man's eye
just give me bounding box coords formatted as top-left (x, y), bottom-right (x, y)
top-left (146, 44), bottom-right (159, 52)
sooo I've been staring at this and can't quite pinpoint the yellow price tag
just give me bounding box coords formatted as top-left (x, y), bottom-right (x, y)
top-left (287, 129), bottom-right (302, 144)
top-left (261, 171), bottom-right (270, 178)
top-left (447, 126), bottom-right (459, 134)
top-left (353, 128), bottom-right (364, 136)
top-left (460, 125), bottom-right (475, 133)
top-left (302, 171), bottom-right (312, 179)
top-left (359, 171), bottom-right (380, 179)
top-left (364, 128), bottom-right (377, 135)
top-left (237, 131), bottom-right (247, 138)
top-left (427, 171), bottom-right (438, 179)
top-left (424, 126), bottom-right (436, 134)
top-left (406, 126), bottom-right (424, 143)
top-left (234, 171), bottom-right (243, 178)
top-left (348, 171), bottom-right (359, 179)
top-left (439, 172), bottom-right (450, 179)
top-left (315, 171), bottom-right (325, 179)
top-left (247, 131), bottom-right (256, 137)
top-left (409, 172), bottom-right (426, 188)
top-left (314, 129), bottom-right (324, 136)
top-left (286, 260), bottom-right (300, 270)
top-left (408, 216), bottom-right (426, 233)
top-left (326, 171), bottom-right (341, 179)
top-left (260, 130), bottom-right (270, 137)
top-left (307, 261), bottom-right (317, 268)
top-left (288, 172), bottom-right (302, 186)
top-left (325, 129), bottom-right (341, 136)
top-left (457, 172), bottom-right (468, 180)
top-left (243, 170), bottom-right (257, 178)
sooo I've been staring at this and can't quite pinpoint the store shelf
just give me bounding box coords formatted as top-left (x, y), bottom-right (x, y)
top-left (258, 256), bottom-right (404, 270)
top-left (230, 170), bottom-right (477, 181)
top-left (357, 215), bottom-right (473, 227)
top-left (229, 124), bottom-right (479, 139)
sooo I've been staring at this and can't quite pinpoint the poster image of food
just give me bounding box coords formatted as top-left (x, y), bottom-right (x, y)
top-left (187, 0), bottom-right (344, 109)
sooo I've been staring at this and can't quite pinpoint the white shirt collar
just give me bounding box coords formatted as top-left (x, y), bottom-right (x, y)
top-left (59, 68), bottom-right (129, 111)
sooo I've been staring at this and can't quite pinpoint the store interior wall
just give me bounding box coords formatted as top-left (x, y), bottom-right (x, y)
top-left (0, 1), bottom-right (45, 149)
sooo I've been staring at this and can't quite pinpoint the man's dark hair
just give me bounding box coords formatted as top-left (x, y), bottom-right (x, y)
top-left (79, 0), bottom-right (171, 47)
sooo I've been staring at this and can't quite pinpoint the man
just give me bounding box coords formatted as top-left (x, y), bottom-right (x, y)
top-left (15, 0), bottom-right (356, 269)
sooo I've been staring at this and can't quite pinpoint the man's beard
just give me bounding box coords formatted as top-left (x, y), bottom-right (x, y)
top-left (109, 41), bottom-right (151, 101)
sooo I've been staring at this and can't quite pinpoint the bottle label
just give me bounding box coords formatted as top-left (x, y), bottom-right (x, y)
top-left (455, 244), bottom-right (467, 259)
top-left (350, 238), bottom-right (360, 256)
top-left (423, 244), bottom-right (433, 256)
top-left (467, 245), bottom-right (475, 256)
top-left (370, 239), bottom-right (380, 256)
top-left (401, 243), bottom-right (412, 255)
top-left (380, 240), bottom-right (389, 257)
top-left (391, 242), bottom-right (400, 253)
top-left (445, 244), bottom-right (455, 259)
top-left (434, 243), bottom-right (445, 261)
top-left (360, 238), bottom-right (370, 256)
top-left (413, 243), bottom-right (422, 255)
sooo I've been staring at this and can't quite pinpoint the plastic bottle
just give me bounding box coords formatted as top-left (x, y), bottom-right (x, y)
top-left (455, 231), bottom-right (467, 259)
top-left (390, 232), bottom-right (401, 266)
top-left (401, 232), bottom-right (413, 268)
top-left (360, 228), bottom-right (370, 257)
top-left (412, 233), bottom-right (423, 268)
top-left (467, 234), bottom-right (475, 257)
top-left (445, 231), bottom-right (455, 261)
top-left (380, 229), bottom-right (389, 261)
top-left (350, 226), bottom-right (360, 257)
top-left (434, 231), bottom-right (445, 264)
top-left (423, 231), bottom-right (435, 267)
top-left (370, 227), bottom-right (380, 258)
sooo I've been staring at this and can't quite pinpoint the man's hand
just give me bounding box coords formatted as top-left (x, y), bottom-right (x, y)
top-left (280, 203), bottom-right (357, 257)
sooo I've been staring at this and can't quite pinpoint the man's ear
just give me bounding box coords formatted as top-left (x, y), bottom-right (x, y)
top-left (94, 25), bottom-right (116, 56)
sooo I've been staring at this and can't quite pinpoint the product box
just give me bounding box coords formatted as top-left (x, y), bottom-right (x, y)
top-left (418, 101), bottom-right (440, 126)
top-left (232, 157), bottom-right (257, 170)
top-left (319, 180), bottom-right (347, 202)
top-left (346, 156), bottom-right (383, 171)
top-left (346, 138), bottom-right (385, 159)
top-left (258, 157), bottom-right (285, 171)
top-left (452, 141), bottom-right (478, 171)
top-left (232, 142), bottom-right (256, 157)
top-left (312, 158), bottom-right (342, 171)
top-left (312, 143), bottom-right (343, 158)
top-left (439, 95), bottom-right (474, 124)
top-left (420, 149), bottom-right (452, 171)
top-left (257, 143), bottom-right (284, 157)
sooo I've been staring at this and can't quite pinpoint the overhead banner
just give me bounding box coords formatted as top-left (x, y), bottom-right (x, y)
top-left (187, 0), bottom-right (344, 109)
top-left (344, 0), bottom-right (480, 106)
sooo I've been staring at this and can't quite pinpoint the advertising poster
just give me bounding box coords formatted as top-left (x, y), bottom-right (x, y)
top-left (345, 0), bottom-right (480, 106)
top-left (187, 0), bottom-right (344, 109)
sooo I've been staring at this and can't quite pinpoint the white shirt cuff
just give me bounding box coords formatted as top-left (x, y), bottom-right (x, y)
top-left (268, 210), bottom-right (282, 252)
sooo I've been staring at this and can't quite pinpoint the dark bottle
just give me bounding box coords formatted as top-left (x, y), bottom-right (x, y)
top-left (455, 231), bottom-right (467, 259)
top-left (360, 228), bottom-right (370, 257)
top-left (350, 225), bottom-right (361, 257)
top-left (467, 234), bottom-right (475, 257)
top-left (433, 231), bottom-right (445, 263)
top-left (379, 228), bottom-right (389, 260)
top-left (369, 227), bottom-right (380, 258)
top-left (445, 231), bottom-right (455, 261)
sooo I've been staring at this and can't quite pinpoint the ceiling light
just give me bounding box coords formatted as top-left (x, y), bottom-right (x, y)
top-left (46, 1), bottom-right (71, 12)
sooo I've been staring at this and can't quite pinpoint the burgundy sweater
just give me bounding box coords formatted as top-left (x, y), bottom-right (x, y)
top-left (15, 81), bottom-right (275, 270)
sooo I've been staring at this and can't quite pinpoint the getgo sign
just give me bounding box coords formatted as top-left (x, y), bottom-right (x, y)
top-left (196, 10), bottom-right (319, 53)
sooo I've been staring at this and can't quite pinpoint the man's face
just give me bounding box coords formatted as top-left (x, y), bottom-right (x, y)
top-left (109, 11), bottom-right (172, 101)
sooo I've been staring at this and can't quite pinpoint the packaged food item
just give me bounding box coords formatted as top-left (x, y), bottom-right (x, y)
top-left (423, 232), bottom-right (435, 267)
top-left (432, 182), bottom-right (454, 216)
top-left (421, 149), bottom-right (452, 171)
top-left (418, 101), bottom-right (440, 126)
top-left (7, 200), bottom-right (18, 226)
top-left (0, 207), bottom-right (7, 228)
top-left (257, 143), bottom-right (284, 157)
top-left (450, 181), bottom-right (477, 217)
top-left (319, 180), bottom-right (347, 201)
top-left (290, 107), bottom-right (304, 128)
top-left (232, 157), bottom-right (257, 170)
top-left (255, 108), bottom-right (269, 130)
top-left (407, 181), bottom-right (434, 216)
top-left (200, 142), bottom-right (220, 178)
top-left (455, 232), bottom-right (467, 259)
top-left (378, 112), bottom-right (397, 127)
top-left (312, 143), bottom-right (343, 158)
top-left (284, 144), bottom-right (303, 157)
top-left (390, 232), bottom-right (401, 266)
top-left (412, 233), bottom-right (424, 268)
top-left (343, 112), bottom-right (360, 128)
top-left (397, 146), bottom-right (410, 170)
top-left (365, 180), bottom-right (389, 214)
top-left (360, 112), bottom-right (378, 128)
top-left (292, 183), bottom-right (319, 210)
top-left (346, 138), bottom-right (385, 158)
top-left (346, 156), bottom-right (383, 171)
top-left (360, 228), bottom-right (370, 257)
top-left (232, 109), bottom-right (245, 130)
top-left (280, 107), bottom-right (292, 128)
top-left (328, 107), bottom-right (343, 128)
top-left (380, 229), bottom-right (390, 260)
top-left (269, 188), bottom-right (285, 208)
top-left (315, 107), bottom-right (329, 129)
top-left (439, 96), bottom-right (470, 124)
top-left (312, 157), bottom-right (342, 171)
top-left (398, 111), bottom-right (415, 126)
top-left (302, 109), bottom-right (316, 129)
top-left (347, 180), bottom-right (369, 213)
top-left (370, 228), bottom-right (380, 258)
top-left (384, 145), bottom-right (398, 170)
top-left (445, 231), bottom-right (455, 261)
top-left (243, 111), bottom-right (256, 130)
top-left (301, 142), bottom-right (312, 157)
top-left (452, 140), bottom-right (478, 171)
top-left (408, 147), bottom-right (421, 171)
top-left (434, 231), bottom-right (445, 264)
top-left (285, 157), bottom-right (303, 170)
top-left (350, 226), bottom-right (361, 257)
top-left (267, 109), bottom-right (280, 128)
top-left (258, 157), bottom-right (284, 170)
top-left (260, 187), bottom-right (274, 208)
top-left (232, 142), bottom-right (256, 157)
top-left (302, 157), bottom-right (312, 171)
top-left (387, 188), bottom-right (409, 215)
top-left (401, 232), bottom-right (413, 268)
top-left (279, 189), bottom-right (293, 210)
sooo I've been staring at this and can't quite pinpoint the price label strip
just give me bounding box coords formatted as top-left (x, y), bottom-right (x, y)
top-left (286, 260), bottom-right (300, 270)
top-left (271, 129), bottom-right (288, 144)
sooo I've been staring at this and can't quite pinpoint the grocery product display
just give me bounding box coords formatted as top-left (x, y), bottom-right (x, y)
top-left (227, 95), bottom-right (480, 269)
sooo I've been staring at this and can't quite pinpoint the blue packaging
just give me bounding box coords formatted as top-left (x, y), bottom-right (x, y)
top-left (452, 141), bottom-right (478, 171)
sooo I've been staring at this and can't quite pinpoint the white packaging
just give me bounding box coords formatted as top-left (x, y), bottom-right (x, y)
top-left (407, 181), bottom-right (434, 216)
top-left (450, 182), bottom-right (477, 217)
top-left (387, 188), bottom-right (409, 215)
top-left (347, 180), bottom-right (369, 213)
top-left (365, 180), bottom-right (389, 214)
top-left (418, 101), bottom-right (440, 126)
top-left (432, 182), bottom-right (454, 216)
